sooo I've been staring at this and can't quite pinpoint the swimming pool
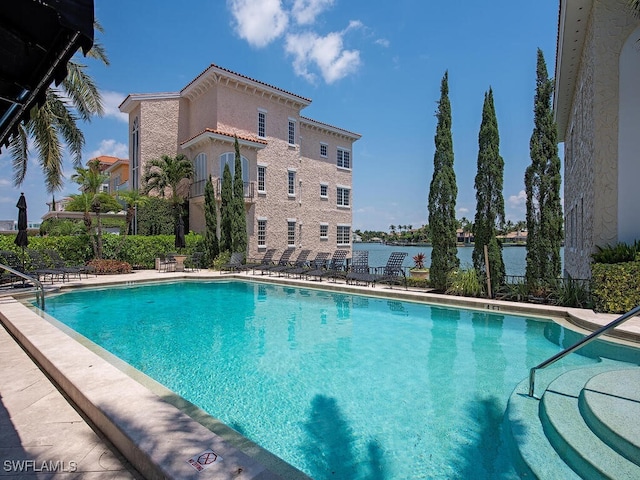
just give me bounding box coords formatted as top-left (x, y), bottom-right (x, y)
top-left (41, 280), bottom-right (636, 479)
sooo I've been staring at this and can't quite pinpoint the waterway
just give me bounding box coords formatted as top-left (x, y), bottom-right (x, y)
top-left (353, 243), bottom-right (564, 277)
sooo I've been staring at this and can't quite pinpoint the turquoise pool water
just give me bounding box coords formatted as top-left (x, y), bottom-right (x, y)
top-left (42, 280), bottom-right (634, 479)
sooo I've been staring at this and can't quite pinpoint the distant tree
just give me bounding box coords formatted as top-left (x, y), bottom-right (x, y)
top-left (112, 189), bottom-right (150, 257)
top-left (428, 71), bottom-right (459, 290)
top-left (203, 175), bottom-right (219, 266)
top-left (137, 197), bottom-right (174, 235)
top-left (219, 163), bottom-right (233, 252)
top-left (472, 88), bottom-right (506, 287)
top-left (390, 225), bottom-right (396, 235)
top-left (231, 136), bottom-right (248, 254)
top-left (525, 49), bottom-right (563, 284)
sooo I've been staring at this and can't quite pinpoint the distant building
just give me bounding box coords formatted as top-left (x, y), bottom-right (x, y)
top-left (89, 155), bottom-right (130, 193)
top-left (120, 63), bottom-right (361, 257)
top-left (555, 0), bottom-right (640, 278)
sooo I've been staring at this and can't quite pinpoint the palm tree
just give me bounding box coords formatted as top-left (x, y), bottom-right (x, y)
top-left (112, 189), bottom-right (150, 257)
top-left (143, 153), bottom-right (194, 228)
top-left (9, 22), bottom-right (109, 194)
top-left (67, 159), bottom-right (120, 258)
top-left (630, 1), bottom-right (640, 17)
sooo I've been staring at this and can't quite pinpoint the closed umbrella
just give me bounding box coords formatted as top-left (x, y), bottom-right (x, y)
top-left (14, 192), bottom-right (29, 271)
top-left (175, 215), bottom-right (186, 249)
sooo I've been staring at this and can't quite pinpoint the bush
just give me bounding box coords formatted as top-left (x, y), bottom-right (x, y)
top-left (212, 251), bottom-right (231, 270)
top-left (87, 259), bottom-right (132, 274)
top-left (591, 240), bottom-right (640, 264)
top-left (591, 261), bottom-right (640, 313)
top-left (446, 268), bottom-right (484, 297)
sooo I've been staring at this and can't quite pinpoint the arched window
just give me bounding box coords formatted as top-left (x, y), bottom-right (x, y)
top-left (131, 117), bottom-right (139, 190)
top-left (219, 152), bottom-right (249, 182)
top-left (192, 153), bottom-right (208, 197)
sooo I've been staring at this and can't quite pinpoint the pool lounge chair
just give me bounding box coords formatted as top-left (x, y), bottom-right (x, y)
top-left (305, 250), bottom-right (348, 281)
top-left (372, 251), bottom-right (408, 289)
top-left (245, 249), bottom-right (277, 273)
top-left (346, 250), bottom-right (377, 286)
top-left (256, 247), bottom-right (295, 275)
top-left (26, 249), bottom-right (67, 282)
top-left (270, 249), bottom-right (311, 276)
top-left (285, 252), bottom-right (330, 278)
top-left (220, 252), bottom-right (246, 273)
top-left (45, 249), bottom-right (93, 278)
top-left (184, 252), bottom-right (205, 272)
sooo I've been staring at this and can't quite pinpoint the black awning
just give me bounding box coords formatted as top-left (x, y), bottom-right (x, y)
top-left (0, 0), bottom-right (94, 148)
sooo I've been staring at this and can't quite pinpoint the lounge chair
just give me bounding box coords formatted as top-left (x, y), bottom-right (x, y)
top-left (245, 249), bottom-right (277, 272)
top-left (0, 250), bottom-right (37, 285)
top-left (346, 250), bottom-right (376, 286)
top-left (305, 250), bottom-right (348, 281)
top-left (44, 249), bottom-right (93, 278)
top-left (270, 249), bottom-right (311, 276)
top-left (372, 251), bottom-right (408, 289)
top-left (285, 252), bottom-right (330, 278)
top-left (220, 252), bottom-right (245, 273)
top-left (26, 249), bottom-right (67, 282)
top-left (158, 253), bottom-right (176, 272)
top-left (256, 247), bottom-right (295, 275)
top-left (185, 252), bottom-right (205, 272)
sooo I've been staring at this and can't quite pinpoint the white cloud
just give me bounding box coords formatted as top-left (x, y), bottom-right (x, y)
top-left (458, 207), bottom-right (469, 214)
top-left (88, 139), bottom-right (128, 160)
top-left (375, 38), bottom-right (390, 48)
top-left (292, 0), bottom-right (334, 25)
top-left (101, 91), bottom-right (128, 123)
top-left (228, 0), bottom-right (288, 48)
top-left (285, 25), bottom-right (362, 84)
top-left (508, 190), bottom-right (527, 209)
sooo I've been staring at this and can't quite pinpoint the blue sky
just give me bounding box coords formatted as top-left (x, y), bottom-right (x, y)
top-left (0, 0), bottom-right (561, 232)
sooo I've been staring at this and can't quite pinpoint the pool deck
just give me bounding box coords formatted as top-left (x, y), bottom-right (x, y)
top-left (1, 269), bottom-right (639, 479)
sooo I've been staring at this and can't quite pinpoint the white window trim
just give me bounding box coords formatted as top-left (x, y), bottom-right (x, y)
top-left (257, 218), bottom-right (267, 249)
top-left (337, 146), bottom-right (352, 170)
top-left (336, 185), bottom-right (351, 208)
top-left (288, 117), bottom-right (296, 146)
top-left (320, 222), bottom-right (329, 240)
top-left (287, 219), bottom-right (296, 247)
top-left (336, 224), bottom-right (351, 246)
top-left (320, 142), bottom-right (328, 158)
top-left (257, 164), bottom-right (267, 193)
top-left (320, 182), bottom-right (328, 199)
top-left (288, 169), bottom-right (296, 197)
top-left (258, 109), bottom-right (267, 139)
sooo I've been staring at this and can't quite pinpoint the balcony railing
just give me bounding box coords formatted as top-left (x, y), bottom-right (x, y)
top-left (190, 179), bottom-right (255, 201)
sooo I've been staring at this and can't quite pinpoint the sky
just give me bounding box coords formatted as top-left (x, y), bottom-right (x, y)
top-left (0, 0), bottom-right (562, 232)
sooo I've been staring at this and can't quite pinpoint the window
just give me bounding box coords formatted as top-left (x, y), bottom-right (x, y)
top-left (131, 117), bottom-right (140, 190)
top-left (219, 152), bottom-right (249, 182)
top-left (287, 220), bottom-right (296, 246)
top-left (337, 225), bottom-right (351, 246)
top-left (258, 219), bottom-right (267, 247)
top-left (320, 143), bottom-right (328, 157)
top-left (320, 223), bottom-right (328, 240)
top-left (337, 148), bottom-right (351, 169)
top-left (320, 183), bottom-right (328, 198)
top-left (192, 152), bottom-right (207, 197)
top-left (257, 165), bottom-right (266, 193)
top-left (288, 170), bottom-right (296, 196)
top-left (337, 187), bottom-right (350, 207)
top-left (258, 110), bottom-right (266, 138)
top-left (288, 119), bottom-right (296, 145)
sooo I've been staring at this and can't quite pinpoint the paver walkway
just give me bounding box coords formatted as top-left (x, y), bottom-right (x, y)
top-left (0, 322), bottom-right (141, 479)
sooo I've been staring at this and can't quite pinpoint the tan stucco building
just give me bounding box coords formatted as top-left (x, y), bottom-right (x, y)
top-left (120, 64), bottom-right (360, 258)
top-left (555, 0), bottom-right (640, 278)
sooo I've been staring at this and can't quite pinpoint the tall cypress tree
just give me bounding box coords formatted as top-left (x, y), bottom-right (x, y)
top-left (428, 71), bottom-right (459, 290)
top-left (232, 136), bottom-right (248, 254)
top-left (219, 163), bottom-right (233, 253)
top-left (525, 49), bottom-right (563, 284)
top-left (204, 175), bottom-right (219, 265)
top-left (472, 88), bottom-right (506, 287)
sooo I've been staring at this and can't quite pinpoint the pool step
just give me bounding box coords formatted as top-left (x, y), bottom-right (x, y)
top-left (507, 365), bottom-right (640, 479)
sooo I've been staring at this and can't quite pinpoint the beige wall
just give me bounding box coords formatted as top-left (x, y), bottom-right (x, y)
top-left (562, 0), bottom-right (638, 279)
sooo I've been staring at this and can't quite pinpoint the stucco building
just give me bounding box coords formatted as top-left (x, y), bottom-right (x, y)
top-left (555, 0), bottom-right (640, 278)
top-left (120, 64), bottom-right (360, 258)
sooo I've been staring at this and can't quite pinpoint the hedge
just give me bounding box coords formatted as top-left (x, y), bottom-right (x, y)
top-left (591, 261), bottom-right (640, 313)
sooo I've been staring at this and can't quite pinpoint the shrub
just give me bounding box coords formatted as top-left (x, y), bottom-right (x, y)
top-left (412, 252), bottom-right (426, 269)
top-left (212, 251), bottom-right (232, 270)
top-left (446, 268), bottom-right (484, 297)
top-left (87, 259), bottom-right (132, 274)
top-left (591, 240), bottom-right (640, 264)
top-left (591, 261), bottom-right (640, 313)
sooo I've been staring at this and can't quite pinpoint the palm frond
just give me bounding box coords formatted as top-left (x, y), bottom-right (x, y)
top-left (49, 93), bottom-right (85, 166)
top-left (9, 124), bottom-right (29, 186)
top-left (29, 105), bottom-right (64, 193)
top-left (62, 61), bottom-right (104, 120)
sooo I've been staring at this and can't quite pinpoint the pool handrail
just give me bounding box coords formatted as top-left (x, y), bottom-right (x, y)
top-left (528, 304), bottom-right (640, 398)
top-left (0, 263), bottom-right (45, 310)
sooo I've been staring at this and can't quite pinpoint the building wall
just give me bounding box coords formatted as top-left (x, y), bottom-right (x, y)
top-left (562, 0), bottom-right (638, 279)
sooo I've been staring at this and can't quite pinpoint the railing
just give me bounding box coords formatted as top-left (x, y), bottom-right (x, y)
top-left (528, 304), bottom-right (640, 398)
top-left (0, 263), bottom-right (45, 310)
top-left (190, 179), bottom-right (255, 200)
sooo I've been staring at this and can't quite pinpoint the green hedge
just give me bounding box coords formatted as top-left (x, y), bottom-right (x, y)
top-left (591, 261), bottom-right (640, 313)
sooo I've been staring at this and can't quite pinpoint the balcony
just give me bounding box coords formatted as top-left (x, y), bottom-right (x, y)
top-left (190, 179), bottom-right (255, 203)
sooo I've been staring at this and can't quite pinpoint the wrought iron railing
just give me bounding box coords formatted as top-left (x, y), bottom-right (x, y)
top-left (0, 263), bottom-right (45, 310)
top-left (190, 179), bottom-right (255, 200)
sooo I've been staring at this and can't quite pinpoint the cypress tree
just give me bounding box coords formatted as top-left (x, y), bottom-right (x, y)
top-left (428, 71), bottom-right (459, 290)
top-left (525, 48), bottom-right (563, 284)
top-left (219, 163), bottom-right (233, 253)
top-left (232, 136), bottom-right (248, 254)
top-left (204, 175), bottom-right (219, 265)
top-left (472, 88), bottom-right (506, 287)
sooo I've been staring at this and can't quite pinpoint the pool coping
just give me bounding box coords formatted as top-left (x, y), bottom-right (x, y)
top-left (1, 269), bottom-right (639, 479)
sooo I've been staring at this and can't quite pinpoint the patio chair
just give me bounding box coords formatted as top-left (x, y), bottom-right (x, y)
top-left (372, 252), bottom-right (408, 289)
top-left (0, 250), bottom-right (36, 285)
top-left (285, 251), bottom-right (330, 278)
top-left (26, 249), bottom-right (67, 283)
top-left (305, 250), bottom-right (348, 281)
top-left (244, 249), bottom-right (277, 272)
top-left (184, 252), bottom-right (205, 272)
top-left (346, 250), bottom-right (376, 286)
top-left (158, 253), bottom-right (176, 273)
top-left (270, 249), bottom-right (311, 276)
top-left (256, 247), bottom-right (295, 275)
top-left (44, 249), bottom-right (91, 279)
top-left (220, 252), bottom-right (246, 273)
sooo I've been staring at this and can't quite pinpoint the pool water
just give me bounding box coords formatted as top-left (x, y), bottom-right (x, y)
top-left (42, 280), bottom-right (632, 479)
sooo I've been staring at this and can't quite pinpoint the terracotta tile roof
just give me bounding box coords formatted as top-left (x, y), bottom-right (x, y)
top-left (181, 128), bottom-right (268, 147)
top-left (300, 116), bottom-right (361, 139)
top-left (182, 63), bottom-right (312, 104)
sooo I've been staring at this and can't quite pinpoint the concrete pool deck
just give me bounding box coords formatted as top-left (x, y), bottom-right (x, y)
top-left (1, 269), bottom-right (639, 479)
